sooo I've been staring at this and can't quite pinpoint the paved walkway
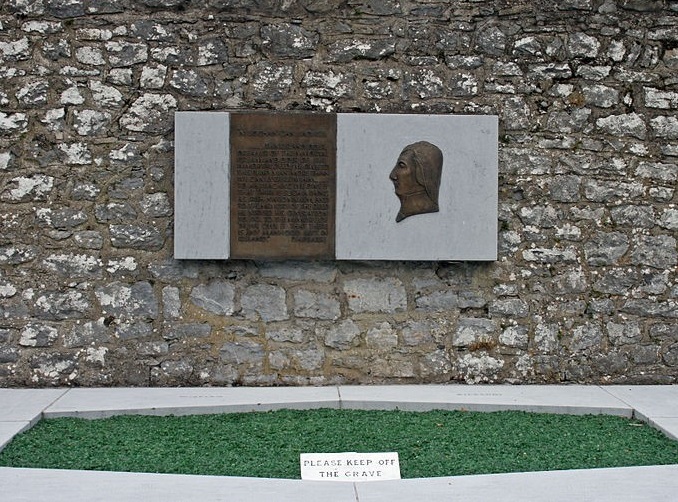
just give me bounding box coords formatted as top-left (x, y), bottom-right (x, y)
top-left (1, 385), bottom-right (677, 501)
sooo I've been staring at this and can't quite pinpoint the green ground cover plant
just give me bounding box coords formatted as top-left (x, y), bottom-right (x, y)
top-left (2, 409), bottom-right (677, 479)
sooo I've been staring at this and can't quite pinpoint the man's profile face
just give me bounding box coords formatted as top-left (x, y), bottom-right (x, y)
top-left (389, 150), bottom-right (420, 197)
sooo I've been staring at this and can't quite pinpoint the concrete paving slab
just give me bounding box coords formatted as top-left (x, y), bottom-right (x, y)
top-left (0, 389), bottom-right (68, 422)
top-left (642, 417), bottom-right (678, 441)
top-left (338, 385), bottom-right (633, 416)
top-left (44, 387), bottom-right (341, 419)
top-left (0, 422), bottom-right (31, 452)
top-left (355, 465), bottom-right (678, 502)
top-left (2, 386), bottom-right (678, 501)
top-left (602, 386), bottom-right (678, 419)
top-left (0, 468), bottom-right (358, 502)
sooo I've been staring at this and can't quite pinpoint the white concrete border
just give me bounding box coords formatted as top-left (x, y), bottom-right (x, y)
top-left (1, 385), bottom-right (678, 501)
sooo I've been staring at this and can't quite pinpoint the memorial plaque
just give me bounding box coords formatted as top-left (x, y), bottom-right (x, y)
top-left (230, 113), bottom-right (336, 259)
top-left (174, 111), bottom-right (497, 261)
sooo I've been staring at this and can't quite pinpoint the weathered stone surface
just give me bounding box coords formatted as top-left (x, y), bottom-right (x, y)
top-left (327, 38), bottom-right (396, 62)
top-left (261, 23), bottom-right (318, 59)
top-left (110, 224), bottom-right (165, 250)
top-left (534, 323), bottom-right (560, 354)
top-left (1, 175), bottom-right (53, 202)
top-left (489, 299), bottom-right (529, 318)
top-left (621, 300), bottom-right (677, 318)
top-left (455, 353), bottom-right (505, 384)
top-left (162, 286), bottom-right (181, 319)
top-left (584, 232), bottom-right (629, 266)
top-left (164, 323), bottom-right (211, 340)
top-left (43, 253), bottom-right (102, 278)
top-left (250, 62), bottom-right (293, 103)
top-left (366, 322), bottom-right (397, 350)
top-left (258, 262), bottom-right (337, 282)
top-left (64, 318), bottom-right (112, 348)
top-left (140, 193), bottom-right (171, 217)
top-left (189, 281), bottom-right (235, 316)
top-left (651, 116), bottom-right (678, 139)
top-left (95, 202), bottom-right (137, 223)
top-left (636, 162), bottom-right (677, 183)
top-left (293, 290), bottom-right (340, 320)
top-left (499, 326), bottom-right (529, 349)
top-left (95, 282), bottom-right (158, 319)
top-left (35, 290), bottom-right (90, 320)
top-left (241, 284), bottom-right (287, 322)
top-left (475, 26), bottom-right (506, 56)
top-left (19, 323), bottom-right (58, 347)
top-left (303, 70), bottom-right (355, 101)
top-left (0, 245), bottom-right (38, 265)
top-left (220, 340), bottom-right (264, 366)
top-left (0, 1), bottom-right (677, 387)
top-left (36, 207), bottom-right (88, 229)
top-left (170, 69), bottom-right (209, 96)
top-left (568, 32), bottom-right (600, 57)
top-left (115, 321), bottom-right (153, 339)
top-left (583, 179), bottom-right (644, 202)
top-left (401, 320), bottom-right (435, 346)
top-left (322, 320), bottom-right (361, 350)
top-left (453, 318), bottom-right (498, 347)
top-left (610, 205), bottom-right (655, 228)
top-left (570, 324), bottom-right (603, 352)
top-left (593, 268), bottom-right (638, 294)
top-left (344, 278), bottom-right (406, 313)
top-left (30, 354), bottom-right (77, 383)
top-left (596, 113), bottom-right (647, 139)
top-left (119, 94), bottom-right (177, 133)
top-left (607, 321), bottom-right (642, 346)
top-left (523, 247), bottom-right (577, 263)
top-left (631, 235), bottom-right (677, 269)
top-left (582, 85), bottom-right (619, 108)
top-left (266, 326), bottom-right (305, 343)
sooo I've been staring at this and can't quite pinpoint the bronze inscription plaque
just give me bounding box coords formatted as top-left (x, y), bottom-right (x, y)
top-left (230, 113), bottom-right (336, 259)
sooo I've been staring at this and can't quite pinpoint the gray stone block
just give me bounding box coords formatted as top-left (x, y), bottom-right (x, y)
top-left (189, 281), bottom-right (235, 316)
top-left (344, 277), bottom-right (406, 313)
top-left (241, 284), bottom-right (287, 322)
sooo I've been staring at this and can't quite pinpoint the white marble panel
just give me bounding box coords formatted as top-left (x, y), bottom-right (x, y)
top-left (174, 112), bottom-right (230, 259)
top-left (336, 113), bottom-right (497, 260)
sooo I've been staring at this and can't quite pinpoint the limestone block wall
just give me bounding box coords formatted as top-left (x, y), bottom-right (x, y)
top-left (0, 0), bottom-right (676, 386)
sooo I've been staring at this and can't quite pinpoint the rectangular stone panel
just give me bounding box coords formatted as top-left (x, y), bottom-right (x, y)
top-left (174, 112), bottom-right (230, 259)
top-left (229, 113), bottom-right (336, 260)
top-left (335, 113), bottom-right (498, 261)
top-left (174, 112), bottom-right (497, 261)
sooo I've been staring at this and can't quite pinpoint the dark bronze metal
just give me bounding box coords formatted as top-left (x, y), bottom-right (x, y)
top-left (230, 112), bottom-right (336, 259)
top-left (389, 141), bottom-right (443, 222)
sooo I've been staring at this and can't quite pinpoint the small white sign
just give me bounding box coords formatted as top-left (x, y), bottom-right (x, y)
top-left (300, 452), bottom-right (401, 482)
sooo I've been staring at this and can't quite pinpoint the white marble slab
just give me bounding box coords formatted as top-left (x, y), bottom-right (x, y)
top-left (355, 465), bottom-right (678, 502)
top-left (602, 385), bottom-right (678, 418)
top-left (0, 422), bottom-right (31, 452)
top-left (0, 389), bottom-right (68, 422)
top-left (0, 468), bottom-right (358, 502)
top-left (646, 417), bottom-right (678, 441)
top-left (174, 111), bottom-right (230, 259)
top-left (336, 114), bottom-right (498, 260)
top-left (44, 387), bottom-right (341, 419)
top-left (337, 385), bottom-right (632, 416)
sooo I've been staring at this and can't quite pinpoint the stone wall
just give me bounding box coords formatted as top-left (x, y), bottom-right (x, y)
top-left (0, 0), bottom-right (677, 387)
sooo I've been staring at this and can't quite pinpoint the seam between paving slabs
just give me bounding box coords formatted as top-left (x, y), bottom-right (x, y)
top-left (40, 389), bottom-right (72, 423)
top-left (597, 386), bottom-right (641, 421)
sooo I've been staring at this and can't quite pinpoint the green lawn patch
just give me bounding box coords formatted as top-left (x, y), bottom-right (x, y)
top-left (2, 409), bottom-right (677, 478)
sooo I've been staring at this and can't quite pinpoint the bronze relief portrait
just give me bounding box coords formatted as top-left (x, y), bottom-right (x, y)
top-left (389, 141), bottom-right (443, 222)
